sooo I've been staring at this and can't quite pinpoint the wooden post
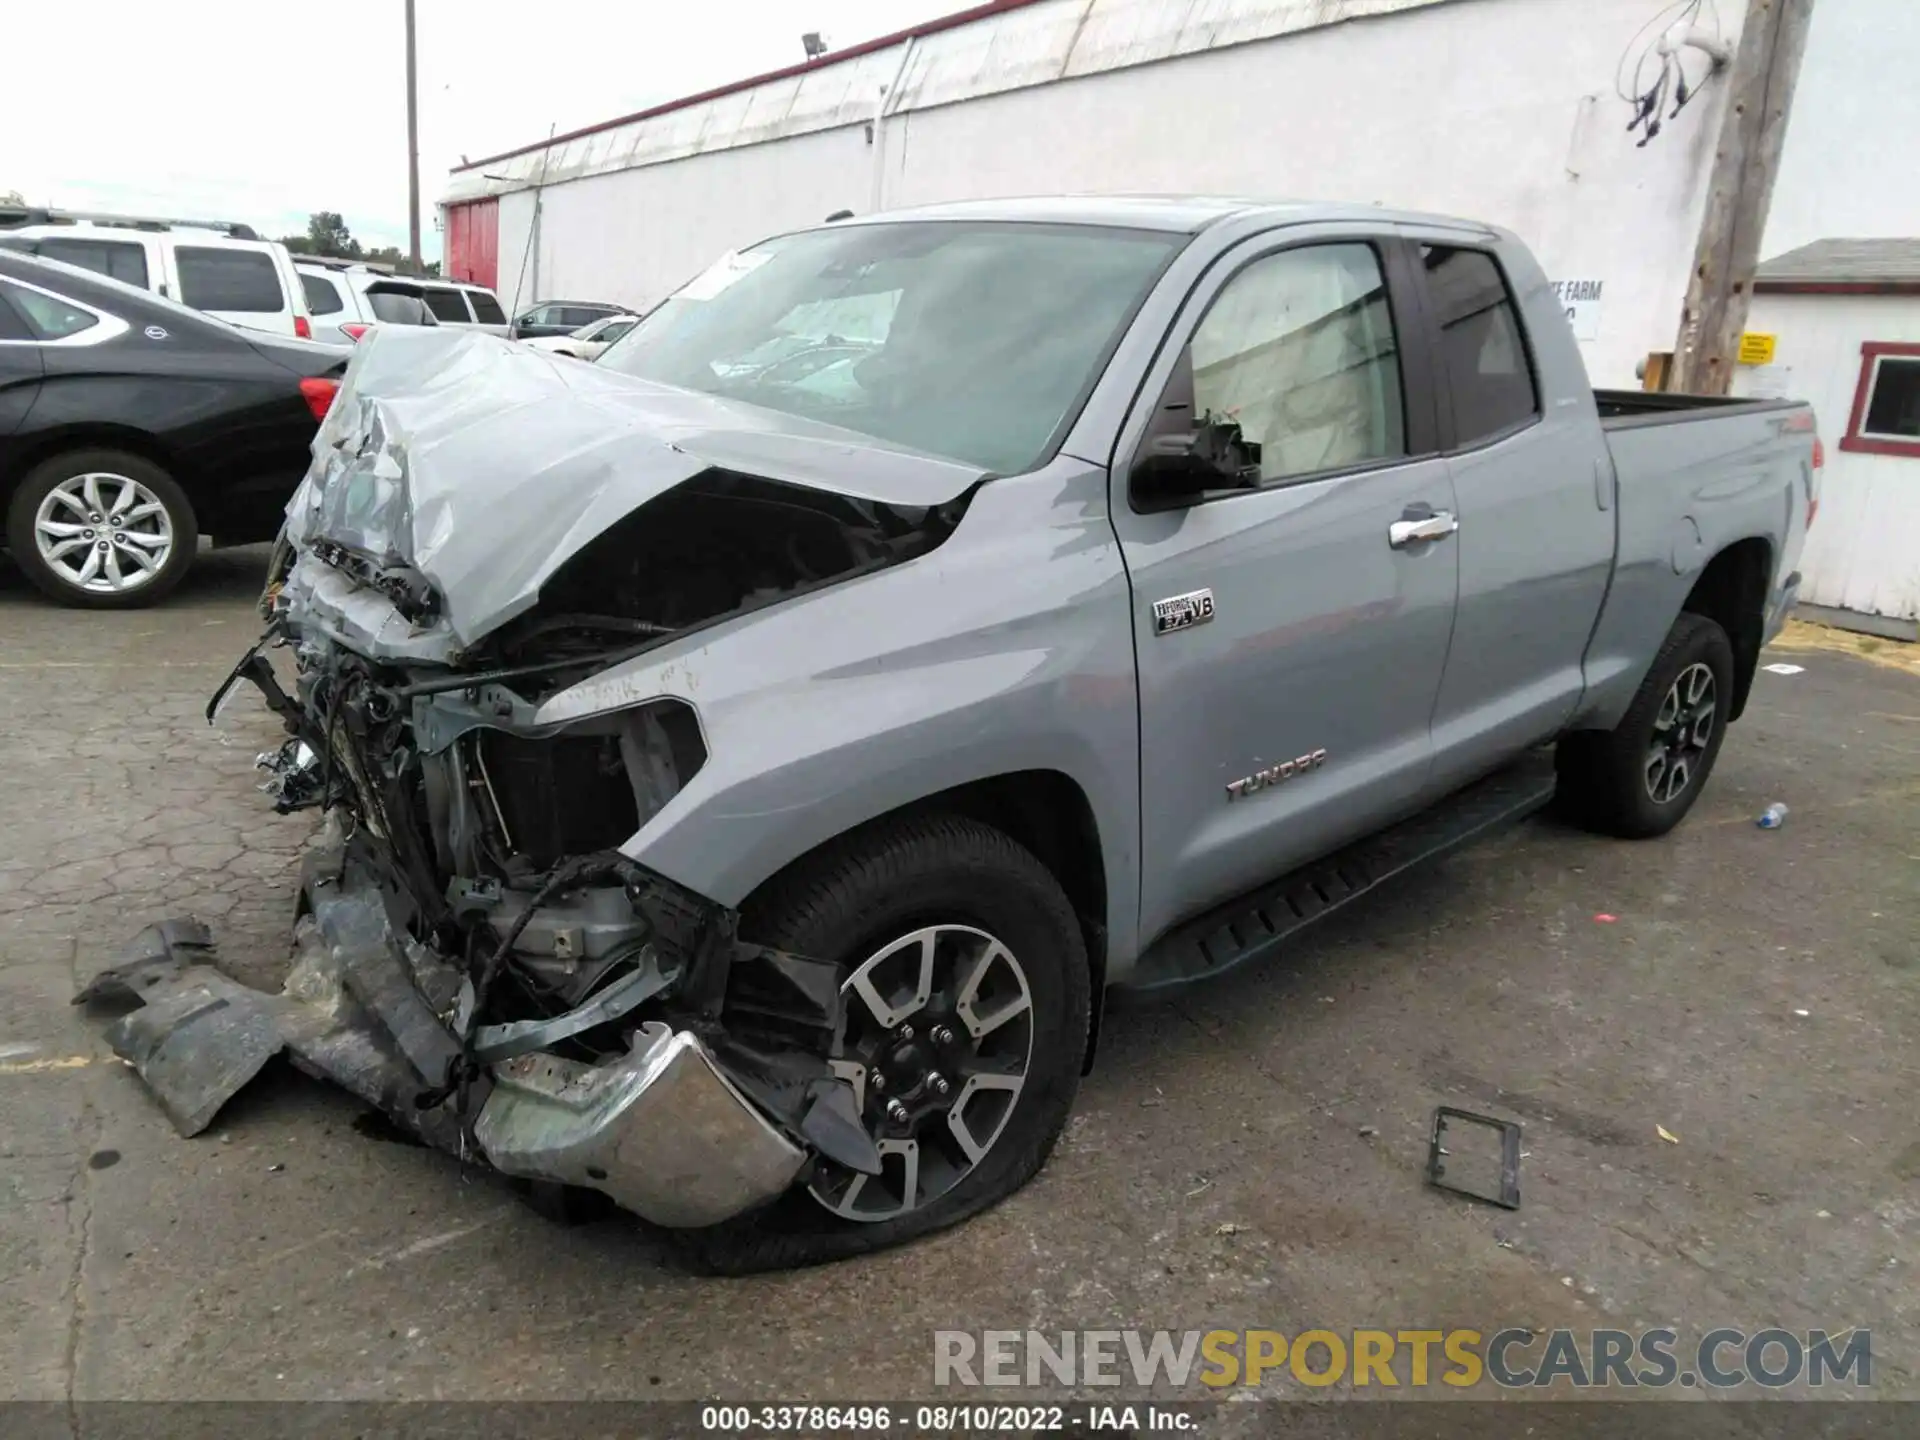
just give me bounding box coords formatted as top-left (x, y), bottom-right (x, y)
top-left (405, 0), bottom-right (422, 276)
top-left (1671, 0), bottom-right (1817, 395)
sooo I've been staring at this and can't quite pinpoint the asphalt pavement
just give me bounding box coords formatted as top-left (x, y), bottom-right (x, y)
top-left (2, 546), bottom-right (1915, 1409)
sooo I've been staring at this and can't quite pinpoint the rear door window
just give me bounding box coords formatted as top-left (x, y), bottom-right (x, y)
top-left (467, 290), bottom-right (506, 324)
top-left (300, 272), bottom-right (345, 315)
top-left (367, 290), bottom-right (434, 325)
top-left (559, 306), bottom-right (605, 328)
top-left (1422, 246), bottom-right (1540, 447)
top-left (422, 287), bottom-right (472, 323)
top-left (176, 246), bottom-right (284, 312)
top-left (5, 283), bottom-right (101, 340)
top-left (0, 283), bottom-right (38, 340)
top-left (35, 237), bottom-right (150, 289)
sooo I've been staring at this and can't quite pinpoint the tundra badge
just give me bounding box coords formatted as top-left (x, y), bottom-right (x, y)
top-left (1226, 749), bottom-right (1328, 800)
top-left (1152, 588), bottom-right (1216, 635)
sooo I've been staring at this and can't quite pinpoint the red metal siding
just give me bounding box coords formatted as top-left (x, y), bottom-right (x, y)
top-left (446, 198), bottom-right (499, 290)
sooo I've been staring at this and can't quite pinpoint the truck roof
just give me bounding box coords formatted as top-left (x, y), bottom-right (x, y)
top-left (836, 194), bottom-right (1498, 235)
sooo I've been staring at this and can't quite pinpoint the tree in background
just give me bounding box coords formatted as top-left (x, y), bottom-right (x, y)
top-left (279, 211), bottom-right (361, 259)
top-left (279, 211), bottom-right (435, 274)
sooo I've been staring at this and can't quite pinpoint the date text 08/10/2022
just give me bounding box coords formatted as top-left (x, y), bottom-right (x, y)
top-left (700, 1404), bottom-right (1197, 1432)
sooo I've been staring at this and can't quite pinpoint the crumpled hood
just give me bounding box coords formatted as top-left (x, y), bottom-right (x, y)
top-left (286, 327), bottom-right (984, 650)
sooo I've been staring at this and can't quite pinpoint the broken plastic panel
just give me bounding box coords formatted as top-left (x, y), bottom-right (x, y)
top-left (1426, 1106), bottom-right (1522, 1209)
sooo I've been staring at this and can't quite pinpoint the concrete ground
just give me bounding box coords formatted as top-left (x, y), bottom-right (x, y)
top-left (2, 546), bottom-right (1916, 1408)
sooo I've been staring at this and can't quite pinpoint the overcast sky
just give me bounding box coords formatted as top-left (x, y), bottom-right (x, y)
top-left (3, 0), bottom-right (953, 259)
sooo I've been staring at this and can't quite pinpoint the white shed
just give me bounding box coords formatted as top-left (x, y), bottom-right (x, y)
top-left (1735, 239), bottom-right (1920, 639)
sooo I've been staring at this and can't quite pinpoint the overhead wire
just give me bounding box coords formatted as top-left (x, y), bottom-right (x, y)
top-left (1616, 0), bottom-right (1725, 147)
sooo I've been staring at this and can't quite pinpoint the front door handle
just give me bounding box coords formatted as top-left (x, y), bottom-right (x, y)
top-left (1388, 510), bottom-right (1459, 548)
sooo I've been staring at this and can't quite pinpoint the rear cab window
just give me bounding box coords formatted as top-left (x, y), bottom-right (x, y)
top-left (422, 288), bottom-right (472, 323)
top-left (1421, 246), bottom-right (1540, 447)
top-left (176, 246), bottom-right (285, 312)
top-left (467, 290), bottom-right (506, 324)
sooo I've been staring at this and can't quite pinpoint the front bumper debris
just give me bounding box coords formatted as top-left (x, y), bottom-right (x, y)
top-left (477, 1023), bottom-right (806, 1228)
top-left (73, 835), bottom-right (834, 1230)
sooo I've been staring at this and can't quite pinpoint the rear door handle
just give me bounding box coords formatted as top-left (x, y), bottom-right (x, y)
top-left (1388, 510), bottom-right (1459, 548)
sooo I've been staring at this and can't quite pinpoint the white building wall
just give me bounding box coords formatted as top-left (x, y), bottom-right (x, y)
top-left (1734, 293), bottom-right (1920, 624)
top-left (883, 0), bottom-right (1731, 385)
top-left (494, 127), bottom-right (874, 315)
top-left (1765, 0), bottom-right (1920, 257)
top-left (456, 0), bottom-right (1759, 385)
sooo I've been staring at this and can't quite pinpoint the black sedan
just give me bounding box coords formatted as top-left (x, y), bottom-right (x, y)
top-left (1, 250), bottom-right (348, 608)
top-left (509, 299), bottom-right (627, 340)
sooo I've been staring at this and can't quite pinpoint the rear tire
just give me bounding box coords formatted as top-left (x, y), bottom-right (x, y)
top-left (6, 449), bottom-right (196, 609)
top-left (1556, 611), bottom-right (1734, 838)
top-left (680, 813), bottom-right (1091, 1274)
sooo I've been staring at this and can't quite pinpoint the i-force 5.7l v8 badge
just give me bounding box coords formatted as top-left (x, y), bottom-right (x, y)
top-left (1152, 588), bottom-right (1215, 635)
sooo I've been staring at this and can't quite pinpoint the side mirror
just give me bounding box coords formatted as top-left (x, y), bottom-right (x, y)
top-left (1132, 412), bottom-right (1263, 506)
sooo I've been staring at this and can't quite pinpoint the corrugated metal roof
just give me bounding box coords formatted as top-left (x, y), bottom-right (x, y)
top-left (1756, 237), bottom-right (1920, 288)
top-left (441, 0), bottom-right (1453, 205)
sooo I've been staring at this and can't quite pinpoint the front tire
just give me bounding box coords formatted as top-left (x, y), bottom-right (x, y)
top-left (6, 449), bottom-right (196, 609)
top-left (1556, 611), bottom-right (1734, 838)
top-left (685, 814), bottom-right (1091, 1273)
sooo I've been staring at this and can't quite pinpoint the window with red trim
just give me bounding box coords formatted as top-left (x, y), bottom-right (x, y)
top-left (1841, 341), bottom-right (1920, 458)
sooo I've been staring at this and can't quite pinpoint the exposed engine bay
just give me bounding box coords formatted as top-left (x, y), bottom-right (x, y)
top-left (83, 443), bottom-right (968, 1237)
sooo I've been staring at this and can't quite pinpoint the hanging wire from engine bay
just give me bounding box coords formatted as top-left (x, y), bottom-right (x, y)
top-left (415, 850), bottom-right (657, 1141)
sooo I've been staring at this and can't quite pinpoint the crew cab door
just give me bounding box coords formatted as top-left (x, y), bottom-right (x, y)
top-left (1401, 231), bottom-right (1614, 792)
top-left (1109, 229), bottom-right (1460, 948)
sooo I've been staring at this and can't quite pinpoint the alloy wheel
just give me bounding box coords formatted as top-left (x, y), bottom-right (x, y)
top-left (1645, 661), bottom-right (1717, 804)
top-left (33, 472), bottom-right (174, 596)
top-left (810, 924), bottom-right (1035, 1222)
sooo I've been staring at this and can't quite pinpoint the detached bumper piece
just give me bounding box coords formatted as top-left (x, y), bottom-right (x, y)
top-left (73, 852), bottom-right (832, 1231)
top-left (477, 1023), bottom-right (805, 1228)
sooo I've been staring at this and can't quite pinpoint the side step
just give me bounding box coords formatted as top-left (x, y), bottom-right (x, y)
top-left (1123, 754), bottom-right (1559, 995)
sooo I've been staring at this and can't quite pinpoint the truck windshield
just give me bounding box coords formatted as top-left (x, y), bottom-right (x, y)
top-left (596, 221), bottom-right (1182, 474)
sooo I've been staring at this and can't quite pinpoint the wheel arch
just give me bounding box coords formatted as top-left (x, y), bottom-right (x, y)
top-left (0, 425), bottom-right (190, 515)
top-left (738, 768), bottom-right (1112, 1071)
top-left (1680, 537), bottom-right (1772, 722)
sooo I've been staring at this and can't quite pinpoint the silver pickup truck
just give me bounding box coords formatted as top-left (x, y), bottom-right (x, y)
top-left (89, 197), bottom-right (1820, 1271)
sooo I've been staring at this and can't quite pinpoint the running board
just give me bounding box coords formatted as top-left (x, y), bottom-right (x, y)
top-left (1124, 754), bottom-right (1559, 995)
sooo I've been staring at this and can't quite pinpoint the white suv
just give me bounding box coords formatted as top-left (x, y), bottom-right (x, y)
top-left (418, 279), bottom-right (510, 336)
top-left (295, 261), bottom-right (445, 346)
top-left (0, 209), bottom-right (314, 339)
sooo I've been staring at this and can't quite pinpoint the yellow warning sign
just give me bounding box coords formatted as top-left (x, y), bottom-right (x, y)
top-left (1738, 333), bottom-right (1778, 366)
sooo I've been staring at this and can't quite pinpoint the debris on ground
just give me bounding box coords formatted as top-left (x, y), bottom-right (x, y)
top-left (1758, 803), bottom-right (1789, 828)
top-left (1358, 1125), bottom-right (1379, 1139)
top-left (1657, 1125), bottom-right (1680, 1144)
top-left (1793, 1008), bottom-right (1811, 1018)
top-left (1762, 663), bottom-right (1805, 675)
top-left (1593, 913), bottom-right (1619, 923)
top-left (1216, 1222), bottom-right (1245, 1236)
top-left (1426, 1107), bottom-right (1522, 1209)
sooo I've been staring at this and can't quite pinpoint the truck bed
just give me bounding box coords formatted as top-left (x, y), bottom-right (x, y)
top-left (1593, 388), bottom-right (1803, 427)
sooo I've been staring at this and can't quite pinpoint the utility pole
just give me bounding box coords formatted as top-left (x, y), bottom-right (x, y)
top-left (405, 0), bottom-right (422, 275)
top-left (1671, 0), bottom-right (1816, 394)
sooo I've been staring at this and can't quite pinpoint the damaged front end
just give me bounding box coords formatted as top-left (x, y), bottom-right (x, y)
top-left (84, 329), bottom-right (979, 1230)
